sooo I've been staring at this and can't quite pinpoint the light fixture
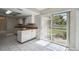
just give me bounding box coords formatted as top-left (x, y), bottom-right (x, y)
top-left (6, 10), bottom-right (12, 14)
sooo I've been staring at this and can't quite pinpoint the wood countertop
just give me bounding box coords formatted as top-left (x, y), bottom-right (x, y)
top-left (15, 27), bottom-right (37, 31)
top-left (15, 23), bottom-right (38, 31)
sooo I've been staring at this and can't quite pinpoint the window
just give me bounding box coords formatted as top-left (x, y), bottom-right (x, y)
top-left (48, 12), bottom-right (70, 47)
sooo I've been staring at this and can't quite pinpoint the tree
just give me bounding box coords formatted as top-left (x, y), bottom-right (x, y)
top-left (52, 15), bottom-right (66, 25)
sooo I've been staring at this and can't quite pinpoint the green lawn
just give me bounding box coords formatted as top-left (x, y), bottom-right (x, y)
top-left (49, 27), bottom-right (66, 34)
top-left (48, 27), bottom-right (67, 39)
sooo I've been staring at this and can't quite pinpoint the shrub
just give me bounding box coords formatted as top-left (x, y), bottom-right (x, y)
top-left (55, 32), bottom-right (66, 40)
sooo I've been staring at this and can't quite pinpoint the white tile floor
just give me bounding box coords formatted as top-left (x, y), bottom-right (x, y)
top-left (0, 35), bottom-right (51, 51)
top-left (0, 35), bottom-right (68, 51)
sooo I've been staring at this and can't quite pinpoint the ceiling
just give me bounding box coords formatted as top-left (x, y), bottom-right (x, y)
top-left (0, 8), bottom-right (49, 17)
top-left (0, 8), bottom-right (42, 17)
top-left (36, 8), bottom-right (46, 11)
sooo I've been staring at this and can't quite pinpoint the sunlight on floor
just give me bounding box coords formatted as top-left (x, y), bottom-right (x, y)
top-left (35, 40), bottom-right (68, 51)
top-left (36, 40), bottom-right (49, 46)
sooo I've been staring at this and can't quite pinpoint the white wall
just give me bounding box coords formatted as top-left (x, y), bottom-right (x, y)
top-left (69, 9), bottom-right (76, 50)
top-left (76, 10), bottom-right (79, 50)
top-left (35, 15), bottom-right (49, 40)
top-left (6, 16), bottom-right (17, 33)
top-left (35, 15), bottom-right (41, 39)
top-left (40, 16), bottom-right (48, 40)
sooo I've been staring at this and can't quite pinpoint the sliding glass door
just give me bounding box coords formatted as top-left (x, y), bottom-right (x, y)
top-left (48, 12), bottom-right (70, 47)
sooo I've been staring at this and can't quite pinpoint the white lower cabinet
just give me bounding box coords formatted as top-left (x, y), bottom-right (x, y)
top-left (17, 29), bottom-right (36, 43)
top-left (31, 29), bottom-right (36, 38)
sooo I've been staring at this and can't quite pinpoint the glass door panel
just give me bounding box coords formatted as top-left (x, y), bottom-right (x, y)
top-left (48, 12), bottom-right (70, 47)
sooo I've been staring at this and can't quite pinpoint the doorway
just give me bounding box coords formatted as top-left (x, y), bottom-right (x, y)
top-left (48, 12), bottom-right (70, 47)
top-left (0, 16), bottom-right (6, 38)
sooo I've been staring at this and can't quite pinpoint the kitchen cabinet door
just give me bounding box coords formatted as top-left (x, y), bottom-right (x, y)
top-left (31, 29), bottom-right (36, 38)
top-left (22, 30), bottom-right (31, 42)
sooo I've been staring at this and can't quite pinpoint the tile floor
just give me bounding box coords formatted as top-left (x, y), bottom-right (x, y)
top-left (0, 35), bottom-right (51, 51)
top-left (0, 35), bottom-right (68, 51)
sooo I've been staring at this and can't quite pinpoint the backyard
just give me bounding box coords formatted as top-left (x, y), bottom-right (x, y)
top-left (48, 13), bottom-right (67, 46)
top-left (49, 26), bottom-right (66, 39)
top-left (48, 26), bottom-right (67, 46)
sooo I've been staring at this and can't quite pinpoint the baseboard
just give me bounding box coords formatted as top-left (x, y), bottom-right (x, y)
top-left (17, 37), bottom-right (36, 44)
top-left (69, 48), bottom-right (79, 51)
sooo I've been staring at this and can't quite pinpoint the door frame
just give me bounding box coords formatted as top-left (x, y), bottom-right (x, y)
top-left (49, 11), bottom-right (70, 48)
